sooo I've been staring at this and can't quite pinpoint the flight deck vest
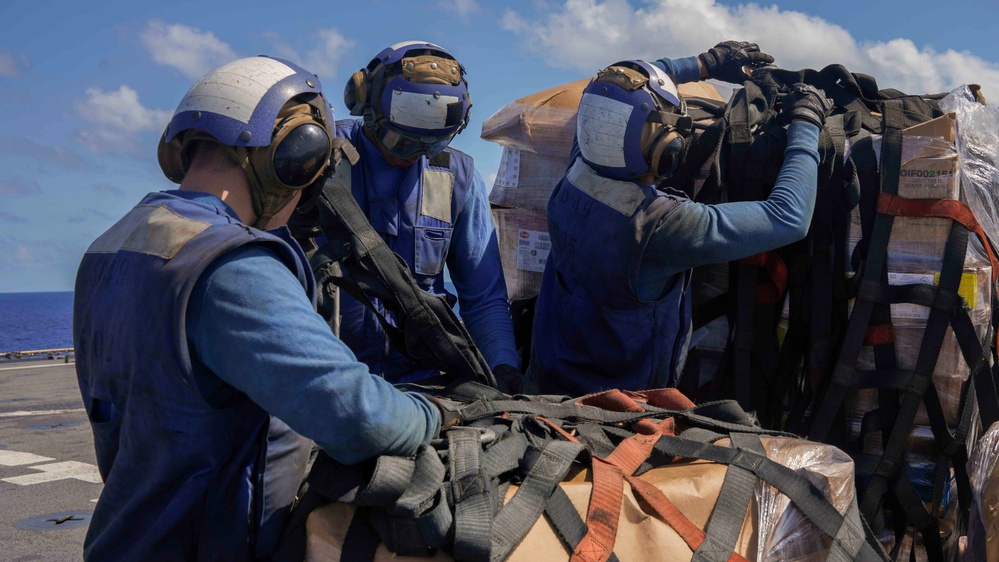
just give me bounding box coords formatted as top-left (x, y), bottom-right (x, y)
top-left (73, 192), bottom-right (314, 561)
top-left (334, 119), bottom-right (473, 382)
top-left (530, 160), bottom-right (691, 396)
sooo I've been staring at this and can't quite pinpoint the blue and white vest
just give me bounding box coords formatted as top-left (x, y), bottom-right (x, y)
top-left (74, 192), bottom-right (314, 561)
top-left (530, 160), bottom-right (692, 395)
top-left (334, 119), bottom-right (473, 382)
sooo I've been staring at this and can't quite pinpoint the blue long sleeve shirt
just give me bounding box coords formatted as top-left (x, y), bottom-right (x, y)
top-left (350, 126), bottom-right (520, 371)
top-left (569, 55), bottom-right (820, 298)
top-left (446, 169), bottom-right (519, 369)
top-left (638, 122), bottom-right (820, 299)
top-left (182, 193), bottom-right (440, 465)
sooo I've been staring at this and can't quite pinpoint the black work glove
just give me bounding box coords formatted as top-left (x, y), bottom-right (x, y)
top-left (426, 396), bottom-right (463, 435)
top-left (493, 364), bottom-right (530, 395)
top-left (698, 41), bottom-right (775, 83)
top-left (782, 83), bottom-right (834, 128)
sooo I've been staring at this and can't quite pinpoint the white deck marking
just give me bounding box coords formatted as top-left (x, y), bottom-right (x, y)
top-left (0, 408), bottom-right (86, 418)
top-left (2, 461), bottom-right (102, 485)
top-left (0, 362), bottom-right (75, 372)
top-left (0, 450), bottom-right (56, 466)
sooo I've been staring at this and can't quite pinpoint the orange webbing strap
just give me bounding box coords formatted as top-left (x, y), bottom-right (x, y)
top-left (738, 251), bottom-right (788, 304)
top-left (877, 194), bottom-right (999, 283)
top-left (570, 458), bottom-right (625, 562)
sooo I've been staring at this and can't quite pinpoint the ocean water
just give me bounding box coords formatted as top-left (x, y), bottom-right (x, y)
top-left (0, 292), bottom-right (75, 352)
top-left (0, 283), bottom-right (460, 354)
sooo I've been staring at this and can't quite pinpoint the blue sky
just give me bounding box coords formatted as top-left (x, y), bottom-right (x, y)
top-left (1, 0), bottom-right (997, 292)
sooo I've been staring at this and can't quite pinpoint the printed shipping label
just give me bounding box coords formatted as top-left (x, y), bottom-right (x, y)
top-left (516, 229), bottom-right (550, 273)
top-left (886, 272), bottom-right (979, 320)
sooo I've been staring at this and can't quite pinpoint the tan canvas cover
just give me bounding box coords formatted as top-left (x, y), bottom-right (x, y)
top-left (305, 436), bottom-right (859, 562)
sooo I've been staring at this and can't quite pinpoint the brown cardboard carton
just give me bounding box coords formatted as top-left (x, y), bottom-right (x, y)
top-left (845, 262), bottom-right (990, 427)
top-left (489, 148), bottom-right (568, 215)
top-left (491, 207), bottom-right (550, 300)
top-left (847, 115), bottom-right (960, 273)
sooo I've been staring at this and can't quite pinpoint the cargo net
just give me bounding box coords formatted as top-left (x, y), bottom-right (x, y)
top-left (670, 66), bottom-right (999, 562)
top-left (292, 385), bottom-right (888, 562)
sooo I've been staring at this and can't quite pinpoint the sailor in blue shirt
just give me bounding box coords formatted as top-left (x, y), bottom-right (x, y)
top-left (74, 57), bottom-right (442, 561)
top-left (530, 42), bottom-right (834, 395)
top-left (292, 41), bottom-right (522, 391)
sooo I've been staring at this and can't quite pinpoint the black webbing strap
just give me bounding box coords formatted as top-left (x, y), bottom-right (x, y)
top-left (690, 433), bottom-right (765, 562)
top-left (311, 166), bottom-right (496, 387)
top-left (449, 427), bottom-right (493, 562)
top-left (489, 440), bottom-right (586, 562)
top-left (341, 507), bottom-right (381, 562)
top-left (544, 486), bottom-right (621, 562)
top-left (457, 398), bottom-right (785, 438)
top-left (383, 445), bottom-right (452, 555)
top-left (809, 99), bottom-right (907, 443)
top-left (649, 434), bottom-right (889, 561)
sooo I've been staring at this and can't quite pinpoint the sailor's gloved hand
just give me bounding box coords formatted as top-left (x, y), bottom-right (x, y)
top-left (426, 396), bottom-right (463, 435)
top-left (698, 41), bottom-right (775, 83)
top-left (493, 364), bottom-right (529, 395)
top-left (782, 83), bottom-right (834, 128)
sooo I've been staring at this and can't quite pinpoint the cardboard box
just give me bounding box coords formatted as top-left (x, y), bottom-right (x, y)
top-left (491, 206), bottom-right (550, 301)
top-left (847, 115), bottom-right (961, 273)
top-left (489, 147), bottom-right (569, 215)
top-left (842, 261), bottom-right (990, 427)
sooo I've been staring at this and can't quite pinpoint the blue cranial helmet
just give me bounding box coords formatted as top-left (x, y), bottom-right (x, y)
top-left (576, 60), bottom-right (691, 182)
top-left (344, 41), bottom-right (472, 160)
top-left (158, 56), bottom-right (335, 227)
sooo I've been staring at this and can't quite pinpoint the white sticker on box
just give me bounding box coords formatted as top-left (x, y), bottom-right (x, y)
top-left (516, 229), bottom-right (550, 273)
top-left (887, 272), bottom-right (936, 320)
top-left (494, 147), bottom-right (521, 189)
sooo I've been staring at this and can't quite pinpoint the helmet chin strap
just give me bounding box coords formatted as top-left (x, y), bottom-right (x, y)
top-left (213, 144), bottom-right (297, 230)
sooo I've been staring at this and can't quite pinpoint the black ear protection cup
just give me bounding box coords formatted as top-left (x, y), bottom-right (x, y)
top-left (646, 128), bottom-right (688, 179)
top-left (250, 106), bottom-right (332, 190)
top-left (344, 69), bottom-right (369, 116)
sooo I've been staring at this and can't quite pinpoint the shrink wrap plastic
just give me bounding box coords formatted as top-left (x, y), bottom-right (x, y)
top-left (966, 421), bottom-right (999, 561)
top-left (755, 437), bottom-right (858, 561)
top-left (940, 86), bottom-right (999, 251)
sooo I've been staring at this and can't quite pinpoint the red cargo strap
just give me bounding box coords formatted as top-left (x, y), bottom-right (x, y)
top-left (864, 323), bottom-right (895, 347)
top-left (739, 251), bottom-right (788, 304)
top-left (877, 194), bottom-right (999, 283)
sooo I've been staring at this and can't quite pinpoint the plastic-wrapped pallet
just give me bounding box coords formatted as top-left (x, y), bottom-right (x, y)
top-left (965, 421), bottom-right (999, 561)
top-left (481, 79), bottom-right (725, 300)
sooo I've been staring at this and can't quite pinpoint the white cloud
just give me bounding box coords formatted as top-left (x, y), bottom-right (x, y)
top-left (439, 0), bottom-right (480, 21)
top-left (140, 20), bottom-right (238, 79)
top-left (265, 28), bottom-right (355, 82)
top-left (0, 178), bottom-right (41, 196)
top-left (74, 86), bottom-right (171, 153)
top-left (502, 0), bottom-right (999, 97)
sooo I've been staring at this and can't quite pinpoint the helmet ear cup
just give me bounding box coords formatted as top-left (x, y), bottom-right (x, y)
top-left (646, 128), bottom-right (687, 179)
top-left (344, 70), bottom-right (369, 116)
top-left (157, 130), bottom-right (187, 183)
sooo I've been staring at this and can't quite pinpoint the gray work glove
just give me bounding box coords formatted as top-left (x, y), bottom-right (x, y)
top-left (782, 83), bottom-right (834, 128)
top-left (698, 41), bottom-right (775, 83)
